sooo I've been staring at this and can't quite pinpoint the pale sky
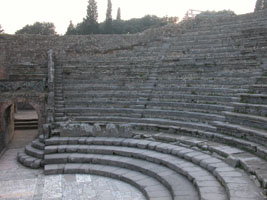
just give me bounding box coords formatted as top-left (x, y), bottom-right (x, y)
top-left (0, 0), bottom-right (257, 35)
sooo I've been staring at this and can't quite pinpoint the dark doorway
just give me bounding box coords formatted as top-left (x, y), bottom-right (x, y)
top-left (8, 103), bottom-right (39, 149)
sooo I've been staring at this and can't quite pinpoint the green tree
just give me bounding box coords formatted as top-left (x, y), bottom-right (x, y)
top-left (15, 22), bottom-right (56, 35)
top-left (255, 0), bottom-right (263, 11)
top-left (116, 7), bottom-right (121, 20)
top-left (0, 24), bottom-right (4, 34)
top-left (255, 0), bottom-right (267, 11)
top-left (81, 0), bottom-right (99, 34)
top-left (66, 21), bottom-right (77, 35)
top-left (104, 0), bottom-right (113, 34)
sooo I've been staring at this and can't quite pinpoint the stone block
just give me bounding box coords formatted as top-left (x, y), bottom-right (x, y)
top-left (106, 124), bottom-right (119, 137)
top-left (60, 123), bottom-right (93, 137)
top-left (92, 123), bottom-right (102, 136)
top-left (118, 124), bottom-right (134, 138)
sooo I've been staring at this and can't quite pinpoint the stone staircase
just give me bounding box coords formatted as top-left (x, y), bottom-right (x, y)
top-left (54, 65), bottom-right (66, 122)
top-left (17, 135), bottom-right (45, 169)
top-left (43, 137), bottom-right (263, 200)
top-left (14, 118), bottom-right (38, 130)
top-left (213, 65), bottom-right (267, 149)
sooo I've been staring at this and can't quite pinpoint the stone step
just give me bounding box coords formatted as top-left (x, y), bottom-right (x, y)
top-left (45, 153), bottom-right (200, 200)
top-left (25, 144), bottom-right (44, 159)
top-left (256, 77), bottom-right (267, 84)
top-left (55, 100), bottom-right (64, 104)
top-left (240, 94), bottom-right (267, 104)
top-left (63, 108), bottom-right (225, 122)
top-left (14, 118), bottom-right (38, 129)
top-left (55, 117), bottom-right (68, 122)
top-left (63, 86), bottom-right (247, 95)
top-left (63, 76), bottom-right (259, 85)
top-left (71, 116), bottom-right (217, 132)
top-left (233, 102), bottom-right (267, 117)
top-left (15, 124), bottom-right (38, 130)
top-left (44, 137), bottom-right (263, 200)
top-left (39, 134), bottom-right (45, 143)
top-left (31, 139), bottom-right (45, 150)
top-left (17, 151), bottom-right (43, 169)
top-left (63, 101), bottom-right (233, 114)
top-left (250, 84), bottom-right (267, 94)
top-left (45, 163), bottom-right (173, 200)
top-left (223, 111), bottom-right (267, 131)
top-left (140, 131), bottom-right (267, 190)
top-left (213, 120), bottom-right (267, 147)
top-left (64, 93), bottom-right (239, 105)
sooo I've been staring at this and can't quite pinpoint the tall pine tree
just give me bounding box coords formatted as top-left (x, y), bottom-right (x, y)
top-left (83, 0), bottom-right (99, 34)
top-left (66, 21), bottom-right (76, 35)
top-left (104, 0), bottom-right (113, 34)
top-left (0, 24), bottom-right (4, 34)
top-left (255, 0), bottom-right (263, 11)
top-left (255, 0), bottom-right (267, 11)
top-left (116, 7), bottom-right (121, 20)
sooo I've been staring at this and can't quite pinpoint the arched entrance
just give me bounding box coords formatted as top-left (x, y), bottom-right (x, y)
top-left (0, 97), bottom-right (45, 152)
top-left (10, 103), bottom-right (39, 149)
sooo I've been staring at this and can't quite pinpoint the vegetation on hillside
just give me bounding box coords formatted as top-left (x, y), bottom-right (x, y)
top-left (15, 22), bottom-right (57, 35)
top-left (65, 0), bottom-right (178, 35)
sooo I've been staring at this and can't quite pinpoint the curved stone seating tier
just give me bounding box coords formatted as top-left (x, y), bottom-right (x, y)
top-left (47, 163), bottom-right (177, 200)
top-left (233, 102), bottom-right (267, 117)
top-left (44, 137), bottom-right (264, 200)
top-left (17, 135), bottom-right (45, 169)
top-left (62, 76), bottom-right (257, 87)
top-left (63, 101), bottom-right (233, 114)
top-left (142, 132), bottom-right (267, 189)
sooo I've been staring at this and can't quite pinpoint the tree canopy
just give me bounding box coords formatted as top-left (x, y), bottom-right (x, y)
top-left (66, 21), bottom-right (76, 35)
top-left (82, 0), bottom-right (99, 34)
top-left (65, 0), bottom-right (178, 35)
top-left (255, 0), bottom-right (267, 11)
top-left (104, 0), bottom-right (113, 34)
top-left (0, 24), bottom-right (4, 34)
top-left (116, 8), bottom-right (121, 20)
top-left (15, 22), bottom-right (56, 35)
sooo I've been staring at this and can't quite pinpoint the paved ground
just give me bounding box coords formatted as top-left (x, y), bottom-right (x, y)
top-left (0, 111), bottom-right (145, 200)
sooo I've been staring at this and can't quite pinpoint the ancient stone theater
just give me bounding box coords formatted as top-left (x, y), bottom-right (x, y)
top-left (1, 9), bottom-right (267, 200)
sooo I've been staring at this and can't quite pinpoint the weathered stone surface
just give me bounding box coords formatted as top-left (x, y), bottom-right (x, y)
top-left (105, 123), bottom-right (119, 137)
top-left (92, 123), bottom-right (102, 136)
top-left (59, 123), bottom-right (93, 137)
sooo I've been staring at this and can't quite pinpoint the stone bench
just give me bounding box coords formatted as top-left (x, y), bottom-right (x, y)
top-left (46, 163), bottom-right (173, 200)
top-left (63, 107), bottom-right (224, 122)
top-left (250, 84), bottom-right (267, 94)
top-left (44, 137), bottom-right (264, 200)
top-left (214, 120), bottom-right (267, 147)
top-left (223, 111), bottom-right (267, 131)
top-left (71, 116), bottom-right (217, 133)
top-left (63, 101), bottom-right (233, 114)
top-left (45, 153), bottom-right (200, 200)
top-left (145, 132), bottom-right (267, 190)
top-left (240, 94), bottom-right (267, 104)
top-left (63, 93), bottom-right (239, 105)
top-left (233, 102), bottom-right (267, 117)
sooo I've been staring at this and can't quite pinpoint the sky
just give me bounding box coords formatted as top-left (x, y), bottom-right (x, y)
top-left (0, 0), bottom-right (257, 35)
